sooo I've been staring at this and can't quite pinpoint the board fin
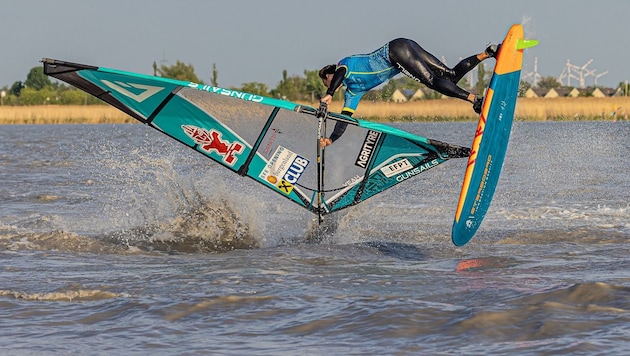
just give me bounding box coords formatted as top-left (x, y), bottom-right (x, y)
top-left (516, 39), bottom-right (539, 50)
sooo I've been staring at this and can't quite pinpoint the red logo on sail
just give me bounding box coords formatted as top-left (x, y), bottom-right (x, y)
top-left (182, 125), bottom-right (244, 165)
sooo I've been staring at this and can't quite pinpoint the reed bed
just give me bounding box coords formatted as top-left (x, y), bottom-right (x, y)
top-left (0, 105), bottom-right (135, 124)
top-left (513, 97), bottom-right (630, 121)
top-left (1, 97), bottom-right (628, 124)
top-left (348, 97), bottom-right (630, 122)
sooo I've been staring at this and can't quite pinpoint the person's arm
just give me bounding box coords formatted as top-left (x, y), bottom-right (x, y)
top-left (320, 109), bottom-right (353, 147)
top-left (319, 66), bottom-right (351, 147)
top-left (326, 66), bottom-right (346, 96)
top-left (320, 66), bottom-right (347, 106)
top-left (329, 110), bottom-right (353, 142)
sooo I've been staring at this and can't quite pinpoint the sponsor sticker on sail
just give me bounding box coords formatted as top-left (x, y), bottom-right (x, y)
top-left (182, 125), bottom-right (244, 165)
top-left (380, 158), bottom-right (412, 178)
top-left (259, 146), bottom-right (309, 195)
top-left (355, 130), bottom-right (380, 168)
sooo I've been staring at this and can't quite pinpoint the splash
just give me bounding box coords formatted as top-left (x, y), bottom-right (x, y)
top-left (89, 144), bottom-right (265, 253)
top-left (105, 196), bottom-right (259, 253)
top-left (0, 197), bottom-right (259, 254)
top-left (520, 15), bottom-right (537, 39)
top-left (302, 214), bottom-right (340, 243)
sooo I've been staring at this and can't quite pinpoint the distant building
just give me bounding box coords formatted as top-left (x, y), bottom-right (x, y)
top-left (410, 88), bottom-right (430, 100)
top-left (524, 87), bottom-right (548, 98)
top-left (524, 86), bottom-right (623, 98)
top-left (591, 87), bottom-right (617, 98)
top-left (391, 88), bottom-right (428, 102)
top-left (391, 89), bottom-right (411, 102)
top-left (391, 85), bottom-right (624, 101)
top-left (544, 87), bottom-right (571, 98)
top-left (568, 88), bottom-right (588, 97)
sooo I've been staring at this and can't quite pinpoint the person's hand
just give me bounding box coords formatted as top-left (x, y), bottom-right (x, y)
top-left (320, 94), bottom-right (332, 106)
top-left (319, 137), bottom-right (332, 147)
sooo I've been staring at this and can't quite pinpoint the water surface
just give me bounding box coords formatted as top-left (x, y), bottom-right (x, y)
top-left (1, 122), bottom-right (628, 355)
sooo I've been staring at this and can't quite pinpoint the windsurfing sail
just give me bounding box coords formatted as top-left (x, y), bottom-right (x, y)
top-left (42, 58), bottom-right (470, 219)
top-left (452, 24), bottom-right (538, 246)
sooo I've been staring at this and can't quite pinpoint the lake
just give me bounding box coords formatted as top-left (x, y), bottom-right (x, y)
top-left (0, 121), bottom-right (628, 355)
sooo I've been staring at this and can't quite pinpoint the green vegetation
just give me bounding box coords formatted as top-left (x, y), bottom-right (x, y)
top-left (2, 66), bottom-right (102, 106)
top-left (1, 62), bottom-right (334, 105)
top-left (0, 60), bottom-right (479, 106)
top-left (1, 61), bottom-right (627, 107)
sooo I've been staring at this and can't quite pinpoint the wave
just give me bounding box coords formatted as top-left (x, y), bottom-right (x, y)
top-left (0, 197), bottom-right (258, 254)
top-left (495, 203), bottom-right (630, 231)
top-left (162, 295), bottom-right (277, 322)
top-left (0, 229), bottom-right (128, 254)
top-left (495, 226), bottom-right (630, 245)
top-left (452, 282), bottom-right (630, 341)
top-left (2, 218), bottom-right (625, 255)
top-left (0, 289), bottom-right (120, 302)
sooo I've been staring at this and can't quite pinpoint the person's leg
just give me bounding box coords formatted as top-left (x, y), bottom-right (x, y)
top-left (388, 38), bottom-right (474, 103)
top-left (450, 44), bottom-right (499, 83)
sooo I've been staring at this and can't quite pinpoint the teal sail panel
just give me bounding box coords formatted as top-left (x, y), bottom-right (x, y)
top-left (42, 58), bottom-right (469, 218)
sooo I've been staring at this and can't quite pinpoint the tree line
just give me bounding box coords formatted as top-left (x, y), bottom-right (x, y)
top-left (1, 61), bottom-right (626, 106)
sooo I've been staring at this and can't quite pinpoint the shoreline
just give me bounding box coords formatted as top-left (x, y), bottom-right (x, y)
top-left (1, 97), bottom-right (628, 124)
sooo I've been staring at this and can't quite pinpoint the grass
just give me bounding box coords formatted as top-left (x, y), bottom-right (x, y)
top-left (1, 97), bottom-right (629, 124)
top-left (0, 105), bottom-right (135, 124)
top-left (338, 97), bottom-right (630, 122)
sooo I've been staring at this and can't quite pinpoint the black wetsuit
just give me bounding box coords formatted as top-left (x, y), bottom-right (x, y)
top-left (326, 38), bottom-right (482, 142)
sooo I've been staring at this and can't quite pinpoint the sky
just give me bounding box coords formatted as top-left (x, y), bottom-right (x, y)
top-left (1, 0), bottom-right (629, 90)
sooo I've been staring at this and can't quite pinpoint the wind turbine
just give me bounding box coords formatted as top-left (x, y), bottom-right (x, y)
top-left (594, 71), bottom-right (608, 86)
top-left (522, 57), bottom-right (542, 86)
top-left (568, 59), bottom-right (594, 88)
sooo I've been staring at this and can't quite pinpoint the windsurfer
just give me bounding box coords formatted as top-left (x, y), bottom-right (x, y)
top-left (318, 39), bottom-right (499, 147)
